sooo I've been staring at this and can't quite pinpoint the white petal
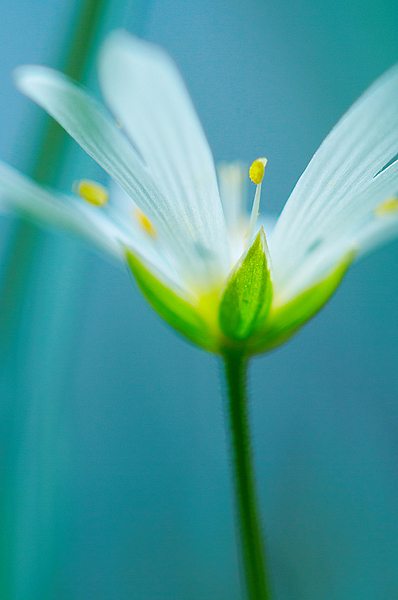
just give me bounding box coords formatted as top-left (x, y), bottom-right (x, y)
top-left (14, 64), bottom-right (227, 287)
top-left (272, 162), bottom-right (398, 300)
top-left (0, 162), bottom-right (183, 288)
top-left (0, 161), bottom-right (122, 259)
top-left (14, 66), bottom-right (168, 222)
top-left (217, 161), bottom-right (248, 231)
top-left (274, 203), bottom-right (398, 303)
top-left (272, 242), bottom-right (350, 304)
top-left (217, 161), bottom-right (248, 262)
top-left (98, 32), bottom-right (230, 273)
top-left (106, 182), bottom-right (187, 288)
top-left (271, 63), bottom-right (398, 287)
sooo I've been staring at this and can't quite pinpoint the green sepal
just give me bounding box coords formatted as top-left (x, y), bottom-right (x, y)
top-left (126, 249), bottom-right (217, 352)
top-left (219, 228), bottom-right (272, 341)
top-left (248, 250), bottom-right (355, 355)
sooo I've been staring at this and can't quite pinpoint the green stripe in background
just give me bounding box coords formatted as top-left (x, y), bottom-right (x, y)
top-left (0, 1), bottom-right (150, 599)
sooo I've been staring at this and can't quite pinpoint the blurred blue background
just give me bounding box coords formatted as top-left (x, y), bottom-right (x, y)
top-left (0, 0), bottom-right (398, 599)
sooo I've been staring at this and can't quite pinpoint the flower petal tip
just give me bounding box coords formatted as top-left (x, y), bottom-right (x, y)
top-left (13, 64), bottom-right (58, 99)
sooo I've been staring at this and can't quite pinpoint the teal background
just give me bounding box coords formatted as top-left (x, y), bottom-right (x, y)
top-left (0, 0), bottom-right (398, 599)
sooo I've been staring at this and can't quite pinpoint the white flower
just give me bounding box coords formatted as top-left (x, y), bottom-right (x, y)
top-left (1, 30), bottom-right (398, 354)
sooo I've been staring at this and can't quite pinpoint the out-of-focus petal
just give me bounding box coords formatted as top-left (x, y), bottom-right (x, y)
top-left (99, 31), bottom-right (230, 273)
top-left (0, 164), bottom-right (183, 289)
top-left (0, 161), bottom-right (122, 260)
top-left (14, 64), bottom-right (227, 286)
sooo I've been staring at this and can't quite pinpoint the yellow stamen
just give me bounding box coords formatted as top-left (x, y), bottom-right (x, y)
top-left (249, 157), bottom-right (267, 185)
top-left (374, 196), bottom-right (398, 217)
top-left (247, 157), bottom-right (267, 244)
top-left (77, 180), bottom-right (108, 206)
top-left (134, 207), bottom-right (157, 238)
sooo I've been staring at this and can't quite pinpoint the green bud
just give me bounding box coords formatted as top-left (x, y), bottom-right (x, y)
top-left (219, 228), bottom-right (272, 341)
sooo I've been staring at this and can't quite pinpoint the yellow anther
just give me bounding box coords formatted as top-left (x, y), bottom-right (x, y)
top-left (77, 180), bottom-right (108, 206)
top-left (249, 157), bottom-right (267, 185)
top-left (134, 207), bottom-right (157, 238)
top-left (374, 196), bottom-right (398, 218)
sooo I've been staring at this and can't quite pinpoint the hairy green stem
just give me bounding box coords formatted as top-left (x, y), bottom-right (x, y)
top-left (223, 352), bottom-right (271, 600)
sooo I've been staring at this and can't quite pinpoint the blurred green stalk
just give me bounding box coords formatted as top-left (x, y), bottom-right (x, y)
top-left (0, 0), bottom-right (110, 354)
top-left (0, 1), bottom-right (114, 598)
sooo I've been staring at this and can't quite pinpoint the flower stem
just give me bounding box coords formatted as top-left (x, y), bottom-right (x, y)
top-left (222, 351), bottom-right (271, 600)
